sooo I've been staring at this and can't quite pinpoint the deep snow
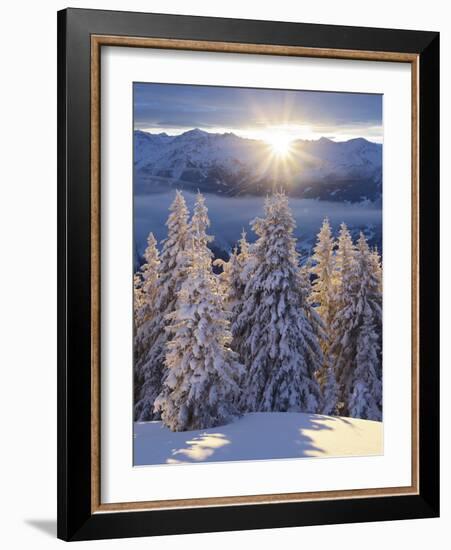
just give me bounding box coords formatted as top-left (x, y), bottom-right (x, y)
top-left (133, 412), bottom-right (382, 466)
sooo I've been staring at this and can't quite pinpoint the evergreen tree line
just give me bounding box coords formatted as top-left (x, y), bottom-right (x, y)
top-left (133, 190), bottom-right (382, 432)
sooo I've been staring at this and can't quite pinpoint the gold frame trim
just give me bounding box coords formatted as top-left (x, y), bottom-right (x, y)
top-left (90, 35), bottom-right (420, 514)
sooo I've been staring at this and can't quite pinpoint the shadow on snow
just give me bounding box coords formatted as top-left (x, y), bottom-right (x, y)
top-left (133, 412), bottom-right (380, 466)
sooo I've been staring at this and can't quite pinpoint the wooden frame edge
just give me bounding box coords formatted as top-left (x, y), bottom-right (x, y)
top-left (90, 34), bottom-right (420, 515)
top-left (411, 55), bottom-right (420, 498)
top-left (91, 35), bottom-right (101, 513)
top-left (95, 485), bottom-right (419, 513)
top-left (91, 34), bottom-right (418, 62)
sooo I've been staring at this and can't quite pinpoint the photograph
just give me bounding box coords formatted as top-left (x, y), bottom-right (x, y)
top-left (52, 5), bottom-right (440, 542)
top-left (132, 82), bottom-right (384, 466)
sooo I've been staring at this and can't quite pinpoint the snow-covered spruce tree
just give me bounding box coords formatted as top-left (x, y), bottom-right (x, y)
top-left (310, 218), bottom-right (339, 415)
top-left (236, 229), bottom-right (252, 277)
top-left (155, 193), bottom-right (242, 431)
top-left (349, 235), bottom-right (383, 420)
top-left (238, 192), bottom-right (322, 413)
top-left (320, 359), bottom-right (341, 416)
top-left (134, 191), bottom-right (190, 421)
top-left (369, 249), bottom-right (382, 341)
top-left (370, 247), bottom-right (383, 294)
top-left (214, 247), bottom-right (239, 301)
top-left (215, 231), bottom-right (252, 314)
top-left (330, 223), bottom-right (357, 415)
top-left (348, 305), bottom-right (382, 421)
top-left (311, 218), bottom-right (336, 326)
top-left (133, 233), bottom-right (160, 405)
top-left (133, 273), bottom-right (144, 333)
top-left (214, 230), bottom-right (255, 368)
top-left (369, 245), bottom-right (383, 413)
top-left (134, 232), bottom-right (160, 340)
top-left (332, 230), bottom-right (382, 420)
top-left (227, 231), bottom-right (256, 364)
top-left (133, 273), bottom-right (145, 406)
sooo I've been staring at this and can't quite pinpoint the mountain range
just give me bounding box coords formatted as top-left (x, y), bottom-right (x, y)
top-left (134, 129), bottom-right (382, 203)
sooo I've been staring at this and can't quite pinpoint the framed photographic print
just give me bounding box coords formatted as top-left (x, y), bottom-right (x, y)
top-left (57, 8), bottom-right (439, 541)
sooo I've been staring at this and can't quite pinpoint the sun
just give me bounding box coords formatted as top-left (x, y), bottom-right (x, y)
top-left (265, 133), bottom-right (293, 156)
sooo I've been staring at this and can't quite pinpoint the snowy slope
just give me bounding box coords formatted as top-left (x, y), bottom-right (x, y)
top-left (134, 412), bottom-right (383, 466)
top-left (134, 130), bottom-right (382, 202)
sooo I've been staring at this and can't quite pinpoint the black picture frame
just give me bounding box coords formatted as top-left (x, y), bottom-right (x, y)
top-left (57, 7), bottom-right (439, 541)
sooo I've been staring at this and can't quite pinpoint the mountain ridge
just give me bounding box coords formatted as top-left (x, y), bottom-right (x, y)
top-left (134, 129), bottom-right (382, 203)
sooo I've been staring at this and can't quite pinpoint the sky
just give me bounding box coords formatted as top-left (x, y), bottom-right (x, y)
top-left (134, 82), bottom-right (383, 143)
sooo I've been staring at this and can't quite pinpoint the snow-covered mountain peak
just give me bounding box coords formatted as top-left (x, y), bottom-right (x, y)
top-left (176, 128), bottom-right (209, 139)
top-left (134, 129), bottom-right (382, 202)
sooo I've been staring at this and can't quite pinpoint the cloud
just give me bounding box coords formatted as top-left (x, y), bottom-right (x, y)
top-left (133, 82), bottom-right (382, 140)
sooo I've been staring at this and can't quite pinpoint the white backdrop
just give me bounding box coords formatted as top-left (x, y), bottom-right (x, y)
top-left (0, 1), bottom-right (448, 549)
top-left (101, 48), bottom-right (412, 504)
